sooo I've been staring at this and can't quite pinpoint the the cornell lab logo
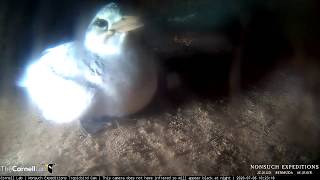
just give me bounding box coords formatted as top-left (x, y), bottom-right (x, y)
top-left (46, 163), bottom-right (55, 173)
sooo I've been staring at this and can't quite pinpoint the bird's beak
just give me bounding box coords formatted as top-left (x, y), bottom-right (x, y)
top-left (109, 16), bottom-right (144, 33)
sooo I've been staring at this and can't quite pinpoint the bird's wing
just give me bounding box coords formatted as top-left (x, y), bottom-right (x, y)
top-left (41, 42), bottom-right (83, 78)
top-left (23, 42), bottom-right (94, 123)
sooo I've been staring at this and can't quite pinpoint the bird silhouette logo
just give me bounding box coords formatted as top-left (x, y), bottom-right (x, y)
top-left (46, 163), bottom-right (55, 173)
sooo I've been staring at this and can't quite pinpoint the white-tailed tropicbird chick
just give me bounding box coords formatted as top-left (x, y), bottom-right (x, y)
top-left (21, 3), bottom-right (158, 125)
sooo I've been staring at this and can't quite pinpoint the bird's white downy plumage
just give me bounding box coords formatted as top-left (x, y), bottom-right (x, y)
top-left (84, 31), bottom-right (126, 55)
top-left (21, 3), bottom-right (157, 123)
top-left (84, 3), bottom-right (125, 56)
top-left (22, 43), bottom-right (95, 123)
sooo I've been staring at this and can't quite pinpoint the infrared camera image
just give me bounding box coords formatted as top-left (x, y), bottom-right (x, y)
top-left (0, 0), bottom-right (320, 176)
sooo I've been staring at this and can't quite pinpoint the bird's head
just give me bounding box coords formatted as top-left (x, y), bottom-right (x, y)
top-left (84, 3), bottom-right (143, 56)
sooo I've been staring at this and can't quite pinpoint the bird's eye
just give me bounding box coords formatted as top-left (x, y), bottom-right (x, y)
top-left (94, 18), bottom-right (109, 29)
